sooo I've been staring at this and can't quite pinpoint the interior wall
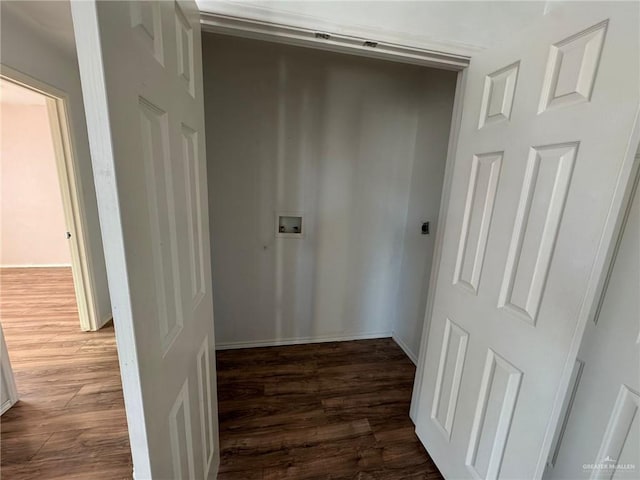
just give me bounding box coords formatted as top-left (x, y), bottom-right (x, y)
top-left (203, 34), bottom-right (456, 353)
top-left (392, 80), bottom-right (456, 361)
top-left (1, 101), bottom-right (71, 266)
top-left (197, 0), bottom-right (547, 51)
top-left (1, 1), bottom-right (112, 326)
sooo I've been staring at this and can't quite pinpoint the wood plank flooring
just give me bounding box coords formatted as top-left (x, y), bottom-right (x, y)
top-left (217, 339), bottom-right (444, 479)
top-left (1, 267), bottom-right (443, 479)
top-left (0, 267), bottom-right (132, 479)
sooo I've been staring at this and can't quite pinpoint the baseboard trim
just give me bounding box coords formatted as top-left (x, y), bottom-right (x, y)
top-left (216, 331), bottom-right (392, 350)
top-left (392, 332), bottom-right (418, 365)
top-left (1, 264), bottom-right (72, 268)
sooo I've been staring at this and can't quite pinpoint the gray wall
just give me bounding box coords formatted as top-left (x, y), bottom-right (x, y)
top-left (392, 77), bottom-right (456, 360)
top-left (203, 34), bottom-right (456, 356)
top-left (1, 1), bottom-right (111, 328)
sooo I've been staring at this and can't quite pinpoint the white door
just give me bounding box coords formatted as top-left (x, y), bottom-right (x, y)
top-left (545, 160), bottom-right (639, 479)
top-left (1, 323), bottom-right (19, 415)
top-left (414, 3), bottom-right (640, 479)
top-left (71, 1), bottom-right (219, 479)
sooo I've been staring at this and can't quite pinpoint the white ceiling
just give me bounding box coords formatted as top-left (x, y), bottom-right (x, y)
top-left (0, 79), bottom-right (46, 107)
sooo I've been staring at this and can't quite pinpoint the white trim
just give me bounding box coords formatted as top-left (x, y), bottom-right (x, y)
top-left (392, 333), bottom-right (418, 365)
top-left (199, 11), bottom-right (472, 71)
top-left (0, 65), bottom-right (104, 332)
top-left (0, 324), bottom-right (19, 415)
top-left (410, 69), bottom-right (467, 422)
top-left (216, 331), bottom-right (392, 350)
top-left (198, 0), bottom-right (483, 60)
top-left (0, 264), bottom-right (73, 268)
top-left (71, 2), bottom-right (152, 478)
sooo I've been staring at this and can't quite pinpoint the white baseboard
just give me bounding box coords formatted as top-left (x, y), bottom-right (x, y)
top-left (1, 263), bottom-right (72, 268)
top-left (216, 331), bottom-right (392, 350)
top-left (392, 332), bottom-right (418, 365)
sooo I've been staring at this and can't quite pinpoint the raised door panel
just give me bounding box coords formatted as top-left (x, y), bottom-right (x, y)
top-left (479, 62), bottom-right (519, 128)
top-left (139, 98), bottom-right (184, 353)
top-left (538, 21), bottom-right (608, 113)
top-left (591, 386), bottom-right (640, 480)
top-left (453, 152), bottom-right (503, 294)
top-left (413, 4), bottom-right (639, 479)
top-left (431, 318), bottom-right (469, 440)
top-left (466, 350), bottom-right (523, 480)
top-left (498, 142), bottom-right (578, 324)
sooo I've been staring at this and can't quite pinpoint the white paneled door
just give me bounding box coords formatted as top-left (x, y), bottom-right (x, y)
top-left (414, 3), bottom-right (640, 479)
top-left (71, 1), bottom-right (218, 478)
top-left (545, 161), bottom-right (639, 479)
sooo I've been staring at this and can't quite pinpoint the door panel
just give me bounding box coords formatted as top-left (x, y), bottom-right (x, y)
top-left (71, 1), bottom-right (219, 478)
top-left (546, 164), bottom-right (639, 479)
top-left (415, 3), bottom-right (640, 479)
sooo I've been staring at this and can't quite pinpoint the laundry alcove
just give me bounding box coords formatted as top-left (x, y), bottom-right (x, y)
top-left (202, 32), bottom-right (457, 358)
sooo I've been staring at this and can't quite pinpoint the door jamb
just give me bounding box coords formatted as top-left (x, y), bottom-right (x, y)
top-left (1, 65), bottom-right (101, 332)
top-left (199, 11), bottom-right (476, 71)
top-left (0, 324), bottom-right (19, 415)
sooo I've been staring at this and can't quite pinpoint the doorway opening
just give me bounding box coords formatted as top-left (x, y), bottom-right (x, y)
top-left (0, 75), bottom-right (132, 478)
top-left (202, 32), bottom-right (460, 478)
top-left (0, 73), bottom-right (101, 331)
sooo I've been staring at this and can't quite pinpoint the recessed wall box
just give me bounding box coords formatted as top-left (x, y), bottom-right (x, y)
top-left (276, 213), bottom-right (303, 238)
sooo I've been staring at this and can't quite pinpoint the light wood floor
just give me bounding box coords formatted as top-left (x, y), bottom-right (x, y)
top-left (0, 267), bottom-right (132, 479)
top-left (217, 339), bottom-right (444, 479)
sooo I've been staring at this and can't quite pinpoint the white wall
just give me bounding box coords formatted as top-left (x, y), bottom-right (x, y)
top-left (392, 80), bottom-right (456, 361)
top-left (1, 1), bottom-right (111, 326)
top-left (1, 101), bottom-right (71, 266)
top-left (197, 1), bottom-right (546, 53)
top-left (203, 34), bottom-right (456, 351)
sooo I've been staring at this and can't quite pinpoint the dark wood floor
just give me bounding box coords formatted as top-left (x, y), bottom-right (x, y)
top-left (0, 267), bottom-right (132, 479)
top-left (217, 339), bottom-right (444, 479)
top-left (1, 268), bottom-right (441, 479)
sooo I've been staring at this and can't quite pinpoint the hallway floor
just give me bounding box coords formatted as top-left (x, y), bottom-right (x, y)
top-left (0, 267), bottom-right (132, 479)
top-left (217, 338), bottom-right (443, 479)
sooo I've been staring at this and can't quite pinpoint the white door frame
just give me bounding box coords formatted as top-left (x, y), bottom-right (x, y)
top-left (197, 11), bottom-right (471, 386)
top-left (198, 9), bottom-right (476, 71)
top-left (0, 323), bottom-right (19, 415)
top-left (196, 10), bottom-right (473, 423)
top-left (1, 65), bottom-right (102, 332)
